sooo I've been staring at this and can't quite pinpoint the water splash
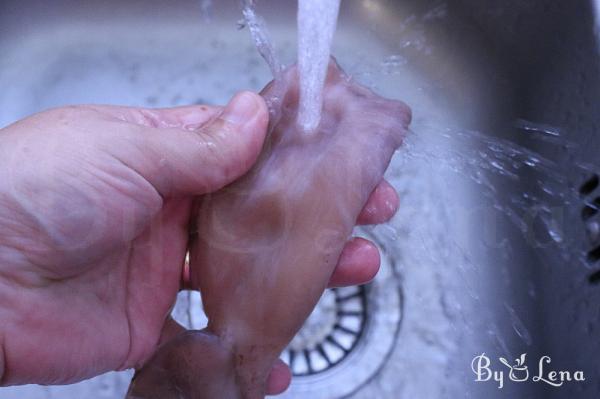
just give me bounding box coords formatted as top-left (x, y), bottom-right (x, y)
top-left (232, 1), bottom-right (598, 393)
top-left (239, 0), bottom-right (342, 132)
top-left (504, 303), bottom-right (533, 347)
top-left (398, 119), bottom-right (595, 270)
top-left (240, 0), bottom-right (282, 79)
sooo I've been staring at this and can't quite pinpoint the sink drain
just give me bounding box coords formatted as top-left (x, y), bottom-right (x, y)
top-left (171, 252), bottom-right (403, 399)
top-left (282, 285), bottom-right (368, 376)
top-left (280, 252), bottom-right (403, 399)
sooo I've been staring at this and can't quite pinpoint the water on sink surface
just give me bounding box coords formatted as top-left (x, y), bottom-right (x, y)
top-left (0, 2), bottom-right (595, 398)
top-left (0, 16), bottom-right (474, 398)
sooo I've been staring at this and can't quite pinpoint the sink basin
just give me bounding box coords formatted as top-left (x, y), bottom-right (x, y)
top-left (1, 1), bottom-right (599, 398)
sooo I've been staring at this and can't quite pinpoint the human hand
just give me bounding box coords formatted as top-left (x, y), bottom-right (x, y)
top-left (0, 92), bottom-right (399, 393)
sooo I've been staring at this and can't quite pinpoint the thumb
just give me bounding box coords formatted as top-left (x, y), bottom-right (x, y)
top-left (110, 91), bottom-right (269, 197)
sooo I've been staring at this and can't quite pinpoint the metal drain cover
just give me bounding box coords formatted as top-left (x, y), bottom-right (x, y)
top-left (282, 285), bottom-right (368, 376)
top-left (280, 252), bottom-right (403, 399)
top-left (171, 252), bottom-right (403, 399)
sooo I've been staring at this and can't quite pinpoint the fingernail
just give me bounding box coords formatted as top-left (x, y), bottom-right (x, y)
top-left (222, 92), bottom-right (260, 125)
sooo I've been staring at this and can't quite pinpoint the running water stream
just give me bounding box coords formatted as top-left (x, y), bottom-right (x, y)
top-left (237, 3), bottom-right (600, 379)
top-left (296, 0), bottom-right (341, 132)
top-left (240, 0), bottom-right (598, 271)
top-left (1, 1), bottom-right (598, 398)
top-left (243, 0), bottom-right (340, 132)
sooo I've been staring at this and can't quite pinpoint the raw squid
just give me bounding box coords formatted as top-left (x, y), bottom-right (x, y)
top-left (126, 60), bottom-right (411, 399)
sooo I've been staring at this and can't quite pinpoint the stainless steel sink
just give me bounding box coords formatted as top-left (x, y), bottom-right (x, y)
top-left (1, 1), bottom-right (599, 398)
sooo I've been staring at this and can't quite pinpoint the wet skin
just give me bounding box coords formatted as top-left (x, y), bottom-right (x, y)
top-left (127, 61), bottom-right (411, 399)
top-left (0, 92), bottom-right (394, 391)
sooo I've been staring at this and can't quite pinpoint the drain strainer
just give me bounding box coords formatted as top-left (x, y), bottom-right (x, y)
top-left (280, 252), bottom-right (403, 399)
top-left (282, 285), bottom-right (368, 376)
top-left (171, 252), bottom-right (403, 399)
